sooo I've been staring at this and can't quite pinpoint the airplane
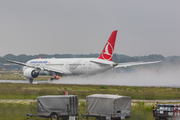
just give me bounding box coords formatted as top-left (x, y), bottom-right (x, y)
top-left (3, 30), bottom-right (161, 83)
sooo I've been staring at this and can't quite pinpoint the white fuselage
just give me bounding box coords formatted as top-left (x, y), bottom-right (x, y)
top-left (23, 58), bottom-right (115, 76)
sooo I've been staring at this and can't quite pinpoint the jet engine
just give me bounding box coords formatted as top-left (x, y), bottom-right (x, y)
top-left (23, 68), bottom-right (39, 79)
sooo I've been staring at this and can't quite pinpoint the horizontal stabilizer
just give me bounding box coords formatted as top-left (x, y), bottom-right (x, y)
top-left (115, 61), bottom-right (162, 68)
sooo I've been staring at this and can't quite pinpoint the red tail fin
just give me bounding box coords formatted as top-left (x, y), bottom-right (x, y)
top-left (98, 30), bottom-right (117, 61)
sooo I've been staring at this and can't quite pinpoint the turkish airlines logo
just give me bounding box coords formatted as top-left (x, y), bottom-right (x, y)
top-left (102, 42), bottom-right (113, 60)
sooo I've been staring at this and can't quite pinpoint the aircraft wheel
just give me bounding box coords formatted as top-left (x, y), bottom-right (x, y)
top-left (50, 78), bottom-right (54, 81)
top-left (29, 79), bottom-right (33, 84)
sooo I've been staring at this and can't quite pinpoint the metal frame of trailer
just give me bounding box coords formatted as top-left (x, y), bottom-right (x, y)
top-left (25, 107), bottom-right (77, 120)
top-left (81, 114), bottom-right (130, 120)
top-left (25, 94), bottom-right (131, 120)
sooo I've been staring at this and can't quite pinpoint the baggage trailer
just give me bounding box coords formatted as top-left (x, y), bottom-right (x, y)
top-left (25, 95), bottom-right (78, 120)
top-left (153, 104), bottom-right (180, 120)
top-left (81, 94), bottom-right (131, 120)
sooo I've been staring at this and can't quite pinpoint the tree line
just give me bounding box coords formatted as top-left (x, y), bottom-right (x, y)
top-left (0, 53), bottom-right (169, 64)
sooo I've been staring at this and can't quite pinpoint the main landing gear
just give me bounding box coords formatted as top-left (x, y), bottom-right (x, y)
top-left (50, 75), bottom-right (60, 81)
top-left (50, 78), bottom-right (59, 81)
top-left (29, 79), bottom-right (33, 84)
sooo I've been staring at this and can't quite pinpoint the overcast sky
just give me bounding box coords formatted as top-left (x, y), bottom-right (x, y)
top-left (0, 0), bottom-right (180, 57)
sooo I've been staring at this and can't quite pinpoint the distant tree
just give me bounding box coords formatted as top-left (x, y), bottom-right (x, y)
top-left (0, 53), bottom-right (175, 64)
top-left (112, 53), bottom-right (119, 63)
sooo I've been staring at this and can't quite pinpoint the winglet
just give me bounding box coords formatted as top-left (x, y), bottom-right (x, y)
top-left (98, 30), bottom-right (117, 61)
top-left (3, 57), bottom-right (9, 62)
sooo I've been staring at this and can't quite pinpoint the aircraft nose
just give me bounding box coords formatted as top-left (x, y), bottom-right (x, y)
top-left (113, 63), bottom-right (117, 67)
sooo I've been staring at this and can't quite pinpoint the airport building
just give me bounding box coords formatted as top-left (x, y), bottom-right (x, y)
top-left (0, 63), bottom-right (22, 71)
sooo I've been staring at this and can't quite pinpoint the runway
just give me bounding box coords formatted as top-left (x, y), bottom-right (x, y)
top-left (0, 79), bottom-right (49, 84)
top-left (0, 74), bottom-right (180, 88)
top-left (0, 65), bottom-right (180, 87)
top-left (0, 60), bottom-right (180, 87)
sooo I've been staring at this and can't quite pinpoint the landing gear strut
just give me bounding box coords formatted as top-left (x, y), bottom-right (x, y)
top-left (50, 78), bottom-right (54, 81)
top-left (50, 78), bottom-right (59, 81)
top-left (50, 77), bottom-right (60, 81)
top-left (29, 79), bottom-right (33, 83)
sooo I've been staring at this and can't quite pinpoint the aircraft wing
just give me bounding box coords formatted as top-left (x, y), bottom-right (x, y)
top-left (3, 57), bottom-right (63, 74)
top-left (90, 60), bottom-right (111, 66)
top-left (115, 61), bottom-right (162, 68)
top-left (42, 66), bottom-right (63, 74)
top-left (3, 57), bottom-right (26, 66)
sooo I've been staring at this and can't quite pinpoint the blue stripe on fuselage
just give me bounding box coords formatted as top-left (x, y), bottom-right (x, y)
top-left (30, 61), bottom-right (48, 64)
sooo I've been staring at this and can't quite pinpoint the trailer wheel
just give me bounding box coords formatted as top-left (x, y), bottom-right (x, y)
top-left (51, 113), bottom-right (59, 120)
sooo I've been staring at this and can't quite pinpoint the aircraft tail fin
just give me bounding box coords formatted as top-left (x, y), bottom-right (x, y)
top-left (98, 30), bottom-right (117, 61)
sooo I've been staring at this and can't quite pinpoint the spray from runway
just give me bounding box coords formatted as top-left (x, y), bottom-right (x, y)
top-left (53, 62), bottom-right (180, 87)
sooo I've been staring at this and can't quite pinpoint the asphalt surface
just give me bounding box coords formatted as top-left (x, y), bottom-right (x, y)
top-left (0, 80), bottom-right (49, 84)
top-left (0, 79), bottom-right (180, 88)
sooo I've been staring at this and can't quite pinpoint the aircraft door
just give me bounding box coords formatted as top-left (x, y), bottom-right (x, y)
top-left (66, 62), bottom-right (69, 69)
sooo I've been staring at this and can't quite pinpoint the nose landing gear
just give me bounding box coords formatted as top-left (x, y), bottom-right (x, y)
top-left (29, 79), bottom-right (33, 83)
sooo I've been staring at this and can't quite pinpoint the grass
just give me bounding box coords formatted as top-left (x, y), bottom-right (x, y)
top-left (0, 71), bottom-right (179, 119)
top-left (0, 102), bottom-right (45, 120)
top-left (1, 71), bottom-right (180, 100)
top-left (0, 83), bottom-right (180, 100)
top-left (130, 102), bottom-right (154, 120)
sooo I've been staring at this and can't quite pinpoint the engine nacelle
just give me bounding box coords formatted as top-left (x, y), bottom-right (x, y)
top-left (23, 68), bottom-right (39, 79)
